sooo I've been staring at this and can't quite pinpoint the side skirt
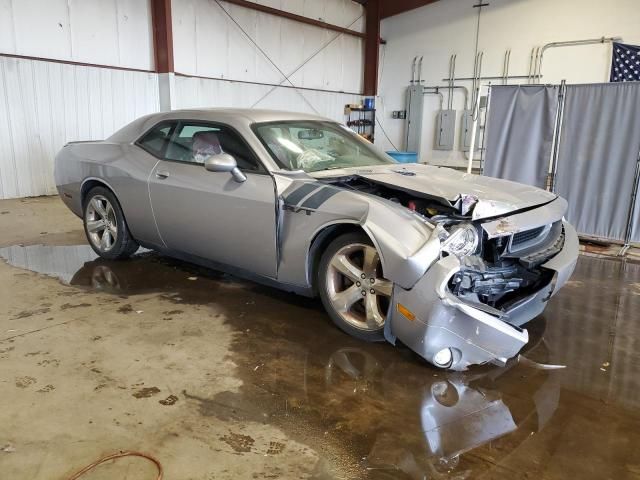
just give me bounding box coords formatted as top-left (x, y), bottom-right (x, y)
top-left (137, 240), bottom-right (315, 298)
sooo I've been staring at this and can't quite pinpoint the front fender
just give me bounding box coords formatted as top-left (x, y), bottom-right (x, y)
top-left (273, 175), bottom-right (442, 290)
top-left (361, 200), bottom-right (441, 289)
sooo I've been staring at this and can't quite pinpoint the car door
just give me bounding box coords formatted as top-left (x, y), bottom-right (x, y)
top-left (147, 120), bottom-right (278, 278)
top-left (127, 121), bottom-right (178, 247)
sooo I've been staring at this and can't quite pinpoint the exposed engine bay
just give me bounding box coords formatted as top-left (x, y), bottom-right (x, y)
top-left (449, 254), bottom-right (553, 311)
top-left (324, 175), bottom-right (561, 313)
top-left (324, 174), bottom-right (476, 222)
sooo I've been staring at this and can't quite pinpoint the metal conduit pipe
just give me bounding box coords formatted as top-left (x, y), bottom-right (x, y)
top-left (422, 86), bottom-right (470, 110)
top-left (422, 89), bottom-right (445, 110)
top-left (528, 46), bottom-right (541, 84)
top-left (410, 56), bottom-right (417, 84)
top-left (531, 47), bottom-right (542, 83)
top-left (471, 52), bottom-right (483, 105)
top-left (467, 86), bottom-right (482, 174)
top-left (448, 54), bottom-right (457, 109)
top-left (502, 49), bottom-right (511, 85)
top-left (535, 36), bottom-right (621, 83)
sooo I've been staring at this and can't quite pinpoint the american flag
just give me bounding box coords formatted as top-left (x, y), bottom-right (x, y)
top-left (610, 42), bottom-right (640, 82)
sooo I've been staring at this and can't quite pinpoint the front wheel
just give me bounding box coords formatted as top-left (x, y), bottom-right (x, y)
top-left (83, 186), bottom-right (139, 260)
top-left (317, 232), bottom-right (393, 342)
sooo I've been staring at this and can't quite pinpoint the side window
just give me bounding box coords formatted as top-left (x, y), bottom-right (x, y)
top-left (136, 123), bottom-right (174, 158)
top-left (165, 122), bottom-right (262, 172)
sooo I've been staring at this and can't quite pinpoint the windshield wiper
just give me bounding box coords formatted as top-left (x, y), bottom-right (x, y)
top-left (318, 165), bottom-right (347, 171)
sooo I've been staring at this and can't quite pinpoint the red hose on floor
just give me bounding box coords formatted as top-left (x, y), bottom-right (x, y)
top-left (65, 451), bottom-right (163, 480)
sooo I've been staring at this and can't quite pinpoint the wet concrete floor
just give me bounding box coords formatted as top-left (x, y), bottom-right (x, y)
top-left (1, 197), bottom-right (640, 479)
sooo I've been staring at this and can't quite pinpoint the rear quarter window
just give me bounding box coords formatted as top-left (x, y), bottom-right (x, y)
top-left (136, 123), bottom-right (175, 158)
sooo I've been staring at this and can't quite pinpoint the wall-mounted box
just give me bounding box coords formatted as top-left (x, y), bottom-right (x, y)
top-left (460, 110), bottom-right (480, 151)
top-left (405, 85), bottom-right (424, 154)
top-left (434, 109), bottom-right (456, 151)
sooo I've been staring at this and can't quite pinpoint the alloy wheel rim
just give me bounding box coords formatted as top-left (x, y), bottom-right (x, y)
top-left (86, 195), bottom-right (118, 252)
top-left (326, 243), bottom-right (392, 331)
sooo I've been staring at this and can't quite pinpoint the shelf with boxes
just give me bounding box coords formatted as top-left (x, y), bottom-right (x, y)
top-left (344, 98), bottom-right (375, 142)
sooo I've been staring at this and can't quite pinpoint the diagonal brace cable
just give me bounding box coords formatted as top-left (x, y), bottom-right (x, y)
top-left (214, 0), bottom-right (322, 114)
top-left (251, 13), bottom-right (364, 108)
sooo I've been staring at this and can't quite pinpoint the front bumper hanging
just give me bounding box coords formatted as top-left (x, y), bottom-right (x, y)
top-left (389, 220), bottom-right (579, 370)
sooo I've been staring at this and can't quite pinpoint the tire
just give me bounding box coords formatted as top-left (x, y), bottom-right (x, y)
top-left (317, 232), bottom-right (393, 342)
top-left (83, 186), bottom-right (139, 260)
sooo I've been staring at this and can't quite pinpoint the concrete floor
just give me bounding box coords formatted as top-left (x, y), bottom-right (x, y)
top-left (1, 196), bottom-right (639, 480)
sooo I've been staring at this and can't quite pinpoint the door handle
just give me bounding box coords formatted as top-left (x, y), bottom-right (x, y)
top-left (156, 171), bottom-right (170, 180)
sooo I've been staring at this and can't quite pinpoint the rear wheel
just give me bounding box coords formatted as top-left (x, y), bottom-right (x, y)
top-left (318, 232), bottom-right (393, 342)
top-left (83, 187), bottom-right (139, 260)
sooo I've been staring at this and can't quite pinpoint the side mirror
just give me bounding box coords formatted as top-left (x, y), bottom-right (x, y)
top-left (204, 153), bottom-right (247, 183)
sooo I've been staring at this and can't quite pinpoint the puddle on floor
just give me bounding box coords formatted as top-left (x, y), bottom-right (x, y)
top-left (1, 245), bottom-right (640, 479)
top-left (0, 244), bottom-right (249, 300)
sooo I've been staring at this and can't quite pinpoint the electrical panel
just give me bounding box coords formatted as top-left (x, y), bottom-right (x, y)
top-left (434, 110), bottom-right (456, 151)
top-left (460, 110), bottom-right (480, 151)
top-left (405, 85), bottom-right (424, 154)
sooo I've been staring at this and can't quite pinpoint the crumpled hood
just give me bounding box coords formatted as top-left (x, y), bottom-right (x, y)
top-left (316, 163), bottom-right (557, 220)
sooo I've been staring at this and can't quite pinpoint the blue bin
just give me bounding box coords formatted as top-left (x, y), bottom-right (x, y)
top-left (386, 151), bottom-right (418, 163)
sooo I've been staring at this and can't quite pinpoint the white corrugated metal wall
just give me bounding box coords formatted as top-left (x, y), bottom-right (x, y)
top-left (0, 0), bottom-right (365, 200)
top-left (174, 76), bottom-right (362, 123)
top-left (0, 58), bottom-right (160, 198)
top-left (172, 0), bottom-right (364, 93)
top-left (0, 0), bottom-right (155, 69)
top-left (0, 0), bottom-right (158, 199)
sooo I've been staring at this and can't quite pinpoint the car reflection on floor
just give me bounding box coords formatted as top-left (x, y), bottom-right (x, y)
top-left (2, 244), bottom-right (636, 479)
top-left (320, 345), bottom-right (560, 478)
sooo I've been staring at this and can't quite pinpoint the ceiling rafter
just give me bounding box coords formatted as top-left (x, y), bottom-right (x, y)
top-left (221, 0), bottom-right (365, 38)
top-left (354, 0), bottom-right (440, 19)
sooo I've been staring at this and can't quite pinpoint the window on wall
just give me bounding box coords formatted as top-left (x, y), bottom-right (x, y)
top-left (164, 122), bottom-right (263, 172)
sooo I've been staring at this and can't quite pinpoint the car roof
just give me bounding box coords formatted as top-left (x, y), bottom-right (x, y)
top-left (107, 108), bottom-right (338, 144)
top-left (165, 108), bottom-right (333, 124)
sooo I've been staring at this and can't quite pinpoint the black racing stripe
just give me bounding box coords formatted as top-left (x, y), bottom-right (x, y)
top-left (300, 187), bottom-right (340, 210)
top-left (283, 183), bottom-right (322, 206)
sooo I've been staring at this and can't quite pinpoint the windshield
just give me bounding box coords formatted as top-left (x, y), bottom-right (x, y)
top-left (253, 121), bottom-right (397, 172)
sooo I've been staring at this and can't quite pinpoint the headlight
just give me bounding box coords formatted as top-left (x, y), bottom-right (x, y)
top-left (441, 223), bottom-right (479, 257)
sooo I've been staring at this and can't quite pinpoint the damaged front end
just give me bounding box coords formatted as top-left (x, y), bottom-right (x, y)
top-left (388, 198), bottom-right (578, 371)
top-left (321, 172), bottom-right (578, 370)
top-left (446, 220), bottom-right (565, 319)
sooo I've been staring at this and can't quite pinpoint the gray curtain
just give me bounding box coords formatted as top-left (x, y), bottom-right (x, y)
top-left (632, 178), bottom-right (640, 243)
top-left (554, 83), bottom-right (640, 242)
top-left (484, 85), bottom-right (559, 189)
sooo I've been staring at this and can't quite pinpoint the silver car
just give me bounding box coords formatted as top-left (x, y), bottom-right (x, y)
top-left (54, 109), bottom-right (578, 370)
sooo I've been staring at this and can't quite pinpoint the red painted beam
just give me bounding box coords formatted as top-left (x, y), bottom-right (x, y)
top-left (221, 0), bottom-right (365, 39)
top-left (150, 0), bottom-right (174, 73)
top-left (381, 0), bottom-right (439, 19)
top-left (363, 0), bottom-right (381, 96)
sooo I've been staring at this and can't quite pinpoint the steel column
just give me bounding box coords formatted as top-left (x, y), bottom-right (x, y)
top-left (364, 0), bottom-right (381, 96)
top-left (150, 0), bottom-right (174, 73)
